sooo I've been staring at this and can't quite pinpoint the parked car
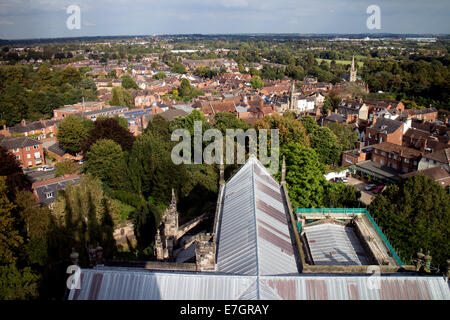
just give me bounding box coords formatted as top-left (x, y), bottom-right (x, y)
top-left (341, 177), bottom-right (348, 183)
top-left (364, 184), bottom-right (377, 191)
top-left (22, 168), bottom-right (33, 174)
top-left (42, 165), bottom-right (55, 172)
top-left (372, 185), bottom-right (385, 194)
top-left (77, 160), bottom-right (85, 165)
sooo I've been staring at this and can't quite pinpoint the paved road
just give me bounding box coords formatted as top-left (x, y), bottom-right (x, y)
top-left (346, 176), bottom-right (375, 205)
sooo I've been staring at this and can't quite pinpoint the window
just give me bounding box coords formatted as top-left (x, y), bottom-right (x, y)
top-left (381, 151), bottom-right (386, 156)
top-left (28, 161), bottom-right (32, 166)
top-left (393, 154), bottom-right (398, 160)
top-left (27, 154), bottom-right (31, 159)
top-left (26, 147), bottom-right (30, 151)
top-left (404, 158), bottom-right (409, 163)
top-left (380, 159), bottom-right (385, 165)
top-left (388, 153), bottom-right (392, 158)
top-left (374, 149), bottom-right (378, 154)
top-left (45, 192), bottom-right (54, 199)
top-left (33, 145), bottom-right (39, 149)
top-left (13, 148), bottom-right (19, 153)
top-left (16, 155), bottom-right (20, 160)
top-left (413, 161), bottom-right (417, 166)
top-left (392, 163), bottom-right (397, 169)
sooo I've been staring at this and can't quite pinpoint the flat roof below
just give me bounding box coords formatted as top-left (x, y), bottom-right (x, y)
top-left (303, 223), bottom-right (369, 266)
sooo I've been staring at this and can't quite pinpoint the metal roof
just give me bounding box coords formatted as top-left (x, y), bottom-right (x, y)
top-left (303, 223), bottom-right (369, 266)
top-left (67, 157), bottom-right (450, 300)
top-left (70, 268), bottom-right (256, 300)
top-left (216, 156), bottom-right (298, 276)
top-left (69, 268), bottom-right (450, 300)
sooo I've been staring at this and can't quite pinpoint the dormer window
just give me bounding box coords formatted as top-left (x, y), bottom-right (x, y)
top-left (45, 192), bottom-right (54, 199)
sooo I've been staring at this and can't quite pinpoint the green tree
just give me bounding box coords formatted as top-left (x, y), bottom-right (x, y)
top-left (0, 176), bottom-right (23, 264)
top-left (84, 139), bottom-right (126, 187)
top-left (309, 126), bottom-right (342, 165)
top-left (327, 122), bottom-right (358, 151)
top-left (323, 91), bottom-right (342, 114)
top-left (56, 115), bottom-right (92, 155)
top-left (213, 112), bottom-right (250, 135)
top-left (14, 190), bottom-right (51, 266)
top-left (0, 264), bottom-right (39, 300)
top-left (110, 87), bottom-right (134, 107)
top-left (369, 175), bottom-right (450, 271)
top-left (55, 159), bottom-right (79, 177)
top-left (282, 144), bottom-right (327, 208)
top-left (81, 117), bottom-right (135, 153)
top-left (121, 75), bottom-right (139, 90)
top-left (299, 115), bottom-right (319, 135)
top-left (152, 72), bottom-right (167, 80)
top-left (250, 76), bottom-right (264, 89)
top-left (255, 114), bottom-right (309, 146)
top-left (0, 146), bottom-right (31, 200)
top-left (132, 202), bottom-right (162, 257)
top-left (127, 132), bottom-right (187, 201)
top-left (52, 175), bottom-right (118, 258)
top-left (171, 62), bottom-right (187, 74)
top-left (324, 183), bottom-right (363, 208)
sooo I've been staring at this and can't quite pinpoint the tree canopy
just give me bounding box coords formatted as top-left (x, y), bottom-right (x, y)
top-left (56, 115), bottom-right (92, 155)
top-left (81, 117), bottom-right (135, 153)
top-left (368, 175), bottom-right (450, 271)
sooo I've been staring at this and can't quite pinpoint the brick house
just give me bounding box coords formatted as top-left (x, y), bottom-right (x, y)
top-left (0, 119), bottom-right (59, 141)
top-left (32, 174), bottom-right (81, 208)
top-left (364, 99), bottom-right (405, 122)
top-left (341, 143), bottom-right (370, 167)
top-left (365, 118), bottom-right (407, 146)
top-left (371, 142), bottom-right (422, 174)
top-left (0, 135), bottom-right (45, 168)
top-left (400, 107), bottom-right (438, 122)
top-left (53, 101), bottom-right (104, 120)
top-left (338, 99), bottom-right (369, 121)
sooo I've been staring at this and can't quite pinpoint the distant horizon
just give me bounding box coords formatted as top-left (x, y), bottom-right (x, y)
top-left (1, 32), bottom-right (449, 43)
top-left (1, 1), bottom-right (449, 40)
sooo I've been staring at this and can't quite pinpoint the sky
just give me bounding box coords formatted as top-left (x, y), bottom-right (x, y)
top-left (0, 0), bottom-right (449, 39)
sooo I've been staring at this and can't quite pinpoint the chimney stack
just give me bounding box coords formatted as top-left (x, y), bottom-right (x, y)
top-left (327, 109), bottom-right (332, 116)
top-left (21, 119), bottom-right (26, 127)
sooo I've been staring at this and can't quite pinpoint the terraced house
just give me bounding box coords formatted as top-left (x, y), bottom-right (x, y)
top-left (0, 135), bottom-right (44, 168)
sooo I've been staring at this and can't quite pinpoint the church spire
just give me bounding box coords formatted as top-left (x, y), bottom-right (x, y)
top-left (170, 188), bottom-right (177, 209)
top-left (349, 55), bottom-right (357, 82)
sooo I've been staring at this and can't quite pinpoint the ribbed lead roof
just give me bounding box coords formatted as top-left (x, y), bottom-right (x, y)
top-left (216, 156), bottom-right (298, 276)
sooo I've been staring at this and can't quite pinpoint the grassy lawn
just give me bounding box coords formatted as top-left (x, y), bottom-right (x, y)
top-left (316, 58), bottom-right (364, 68)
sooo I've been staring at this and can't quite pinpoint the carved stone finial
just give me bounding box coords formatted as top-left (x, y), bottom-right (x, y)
top-left (95, 246), bottom-right (104, 265)
top-left (70, 247), bottom-right (79, 266)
